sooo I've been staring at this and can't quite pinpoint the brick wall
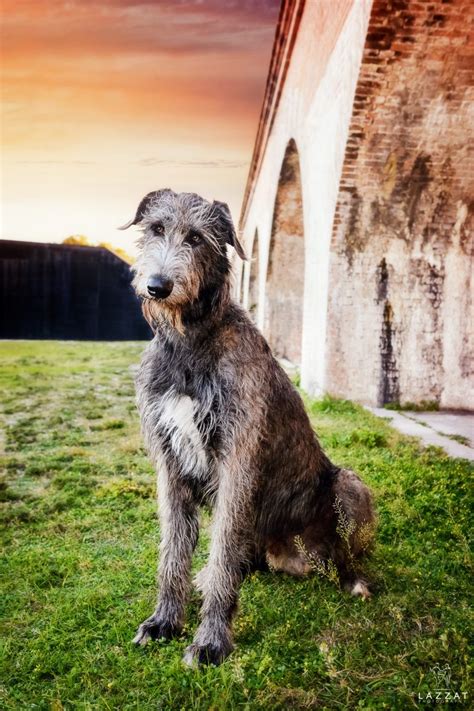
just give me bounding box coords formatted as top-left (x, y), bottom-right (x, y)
top-left (326, 0), bottom-right (473, 408)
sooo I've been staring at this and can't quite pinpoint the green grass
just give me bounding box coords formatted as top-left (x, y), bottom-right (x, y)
top-left (383, 401), bottom-right (440, 412)
top-left (444, 433), bottom-right (471, 447)
top-left (1, 342), bottom-right (472, 710)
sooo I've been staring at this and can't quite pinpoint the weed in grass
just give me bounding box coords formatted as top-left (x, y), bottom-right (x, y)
top-left (97, 479), bottom-right (154, 500)
top-left (0, 480), bottom-right (22, 502)
top-left (309, 394), bottom-right (358, 416)
top-left (444, 433), bottom-right (471, 447)
top-left (294, 496), bottom-right (376, 588)
top-left (294, 535), bottom-right (341, 586)
top-left (91, 418), bottom-right (125, 431)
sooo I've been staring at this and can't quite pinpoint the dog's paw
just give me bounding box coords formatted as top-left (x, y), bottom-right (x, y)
top-left (132, 616), bottom-right (181, 646)
top-left (350, 579), bottom-right (371, 599)
top-left (182, 640), bottom-right (233, 667)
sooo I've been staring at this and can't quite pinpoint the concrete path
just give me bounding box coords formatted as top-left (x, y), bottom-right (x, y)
top-left (367, 408), bottom-right (474, 461)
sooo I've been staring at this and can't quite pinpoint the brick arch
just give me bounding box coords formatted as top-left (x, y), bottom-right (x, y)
top-left (264, 138), bottom-right (305, 364)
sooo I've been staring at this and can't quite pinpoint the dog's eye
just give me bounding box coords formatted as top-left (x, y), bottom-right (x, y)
top-left (151, 222), bottom-right (165, 236)
top-left (186, 231), bottom-right (202, 246)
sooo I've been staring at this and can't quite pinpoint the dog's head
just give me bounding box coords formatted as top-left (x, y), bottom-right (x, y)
top-left (119, 189), bottom-right (245, 332)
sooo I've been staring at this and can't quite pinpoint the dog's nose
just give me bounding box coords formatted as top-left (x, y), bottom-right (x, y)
top-left (147, 275), bottom-right (174, 299)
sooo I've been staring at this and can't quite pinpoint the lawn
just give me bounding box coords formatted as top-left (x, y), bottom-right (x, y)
top-left (1, 341), bottom-right (472, 710)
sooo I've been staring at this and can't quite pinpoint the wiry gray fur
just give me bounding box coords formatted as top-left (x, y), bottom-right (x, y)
top-left (120, 189), bottom-right (375, 667)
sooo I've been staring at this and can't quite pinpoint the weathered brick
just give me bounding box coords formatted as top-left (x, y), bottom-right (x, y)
top-left (326, 0), bottom-right (473, 408)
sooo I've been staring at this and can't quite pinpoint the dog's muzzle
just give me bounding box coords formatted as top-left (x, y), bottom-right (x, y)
top-left (147, 275), bottom-right (174, 299)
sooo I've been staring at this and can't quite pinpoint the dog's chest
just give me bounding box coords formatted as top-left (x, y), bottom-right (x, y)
top-left (137, 351), bottom-right (221, 487)
top-left (154, 389), bottom-right (214, 479)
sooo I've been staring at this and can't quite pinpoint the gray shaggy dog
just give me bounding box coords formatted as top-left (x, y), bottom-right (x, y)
top-left (119, 188), bottom-right (375, 667)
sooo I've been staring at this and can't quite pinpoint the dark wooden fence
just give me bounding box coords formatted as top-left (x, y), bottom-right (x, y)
top-left (0, 240), bottom-right (151, 340)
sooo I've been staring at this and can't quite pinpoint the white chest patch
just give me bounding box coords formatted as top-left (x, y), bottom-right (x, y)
top-left (157, 391), bottom-right (208, 477)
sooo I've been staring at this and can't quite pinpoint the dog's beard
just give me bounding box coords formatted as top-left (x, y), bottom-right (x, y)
top-left (142, 299), bottom-right (185, 334)
top-left (140, 276), bottom-right (201, 335)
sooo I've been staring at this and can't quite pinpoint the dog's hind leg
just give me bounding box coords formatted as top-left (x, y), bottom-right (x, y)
top-left (133, 461), bottom-right (199, 646)
top-left (335, 559), bottom-right (372, 599)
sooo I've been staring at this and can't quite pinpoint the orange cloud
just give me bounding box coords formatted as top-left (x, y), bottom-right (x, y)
top-left (1, 0), bottom-right (279, 250)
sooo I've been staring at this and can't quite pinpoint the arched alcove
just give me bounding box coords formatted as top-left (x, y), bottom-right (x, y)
top-left (248, 229), bottom-right (259, 322)
top-left (264, 139), bottom-right (305, 364)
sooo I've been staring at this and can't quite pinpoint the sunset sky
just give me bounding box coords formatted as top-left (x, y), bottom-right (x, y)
top-left (1, 0), bottom-right (279, 254)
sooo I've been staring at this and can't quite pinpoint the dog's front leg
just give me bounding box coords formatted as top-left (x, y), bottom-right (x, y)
top-left (183, 460), bottom-right (254, 666)
top-left (134, 461), bottom-right (199, 646)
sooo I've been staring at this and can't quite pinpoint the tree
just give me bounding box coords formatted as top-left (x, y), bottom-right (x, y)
top-left (62, 235), bottom-right (91, 246)
top-left (61, 235), bottom-right (134, 264)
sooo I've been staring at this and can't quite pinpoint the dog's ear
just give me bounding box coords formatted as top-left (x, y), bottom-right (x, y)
top-left (212, 200), bottom-right (247, 260)
top-left (118, 189), bottom-right (172, 230)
